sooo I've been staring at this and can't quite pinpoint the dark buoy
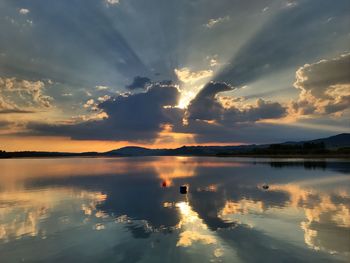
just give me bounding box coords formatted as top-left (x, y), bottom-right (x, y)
top-left (180, 185), bottom-right (188, 194)
top-left (162, 181), bottom-right (167, 187)
top-left (262, 184), bottom-right (269, 190)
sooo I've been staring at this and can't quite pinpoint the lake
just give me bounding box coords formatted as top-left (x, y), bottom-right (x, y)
top-left (0, 157), bottom-right (349, 262)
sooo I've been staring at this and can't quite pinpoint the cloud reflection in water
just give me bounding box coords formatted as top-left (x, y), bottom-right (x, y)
top-left (218, 179), bottom-right (350, 255)
top-left (0, 188), bottom-right (107, 241)
top-left (0, 157), bottom-right (349, 262)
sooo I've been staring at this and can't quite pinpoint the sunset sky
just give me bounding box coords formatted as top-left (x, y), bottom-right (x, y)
top-left (0, 0), bottom-right (349, 152)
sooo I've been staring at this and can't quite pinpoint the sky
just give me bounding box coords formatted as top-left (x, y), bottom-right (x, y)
top-left (0, 0), bottom-right (349, 152)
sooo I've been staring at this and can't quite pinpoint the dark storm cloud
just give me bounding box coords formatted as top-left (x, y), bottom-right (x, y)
top-left (172, 81), bottom-right (326, 144)
top-left (26, 81), bottom-right (296, 143)
top-left (126, 76), bottom-right (151, 90)
top-left (25, 81), bottom-right (293, 143)
top-left (28, 83), bottom-right (183, 141)
top-left (215, 0), bottom-right (350, 86)
top-left (187, 82), bottom-right (234, 121)
top-left (232, 99), bottom-right (287, 122)
top-left (186, 82), bottom-right (286, 124)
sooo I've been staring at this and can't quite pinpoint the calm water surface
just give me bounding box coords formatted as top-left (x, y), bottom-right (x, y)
top-left (0, 157), bottom-right (349, 262)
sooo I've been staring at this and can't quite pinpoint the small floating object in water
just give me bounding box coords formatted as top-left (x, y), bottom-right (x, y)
top-left (162, 181), bottom-right (167, 187)
top-left (180, 185), bottom-right (188, 194)
top-left (262, 184), bottom-right (269, 190)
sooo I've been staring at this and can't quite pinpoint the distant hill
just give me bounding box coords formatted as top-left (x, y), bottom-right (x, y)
top-left (105, 146), bottom-right (165, 156)
top-left (0, 151), bottom-right (100, 158)
top-left (308, 133), bottom-right (350, 148)
top-left (282, 133), bottom-right (350, 148)
top-left (103, 133), bottom-right (350, 157)
top-left (1, 133), bottom-right (349, 158)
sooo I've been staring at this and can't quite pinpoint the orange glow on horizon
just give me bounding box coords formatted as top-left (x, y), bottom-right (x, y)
top-left (0, 135), bottom-right (246, 153)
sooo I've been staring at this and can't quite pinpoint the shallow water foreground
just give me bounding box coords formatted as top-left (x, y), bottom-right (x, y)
top-left (0, 157), bottom-right (349, 262)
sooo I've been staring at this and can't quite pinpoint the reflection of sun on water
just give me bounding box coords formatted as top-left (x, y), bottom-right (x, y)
top-left (176, 202), bottom-right (203, 228)
top-left (176, 201), bottom-right (216, 248)
top-left (153, 157), bottom-right (197, 186)
top-left (174, 200), bottom-right (242, 260)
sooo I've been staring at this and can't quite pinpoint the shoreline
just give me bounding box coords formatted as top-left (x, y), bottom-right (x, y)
top-left (1, 154), bottom-right (349, 159)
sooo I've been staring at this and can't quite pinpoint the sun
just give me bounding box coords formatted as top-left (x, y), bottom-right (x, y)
top-left (177, 85), bottom-right (203, 109)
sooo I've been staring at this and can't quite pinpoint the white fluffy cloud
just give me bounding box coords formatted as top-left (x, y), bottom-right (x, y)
top-left (95, 85), bottom-right (109, 91)
top-left (0, 96), bottom-right (17, 113)
top-left (83, 99), bottom-right (96, 109)
top-left (205, 16), bottom-right (230, 28)
top-left (106, 0), bottom-right (120, 5)
top-left (291, 53), bottom-right (350, 116)
top-left (19, 8), bottom-right (30, 15)
top-left (174, 67), bottom-right (213, 84)
top-left (0, 77), bottom-right (53, 112)
top-left (285, 0), bottom-right (298, 8)
top-left (97, 95), bottom-right (111, 102)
